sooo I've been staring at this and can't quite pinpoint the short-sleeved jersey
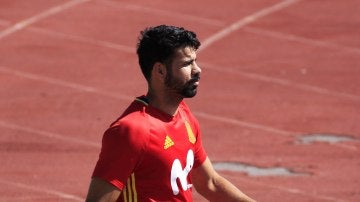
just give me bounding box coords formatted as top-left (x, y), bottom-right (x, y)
top-left (92, 96), bottom-right (207, 202)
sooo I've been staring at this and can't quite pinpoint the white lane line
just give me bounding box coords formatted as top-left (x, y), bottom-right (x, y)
top-left (29, 26), bottom-right (135, 53)
top-left (0, 66), bottom-right (134, 101)
top-left (99, 0), bottom-right (225, 27)
top-left (0, 0), bottom-right (91, 40)
top-left (0, 17), bottom-right (134, 52)
top-left (230, 176), bottom-right (347, 202)
top-left (266, 183), bottom-right (347, 202)
top-left (0, 120), bottom-right (99, 148)
top-left (194, 111), bottom-right (296, 136)
top-left (0, 65), bottom-right (297, 137)
top-left (1, 64), bottom-right (358, 138)
top-left (244, 26), bottom-right (360, 54)
top-left (199, 0), bottom-right (301, 51)
top-left (0, 179), bottom-right (84, 201)
top-left (0, 196), bottom-right (55, 201)
top-left (200, 62), bottom-right (360, 101)
top-left (1, 66), bottom-right (359, 151)
top-left (2, 2), bottom-right (357, 56)
top-left (0, 66), bottom-right (95, 92)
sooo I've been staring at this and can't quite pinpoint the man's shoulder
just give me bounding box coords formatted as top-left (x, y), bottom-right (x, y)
top-left (110, 97), bottom-right (148, 126)
top-left (112, 108), bottom-right (149, 130)
top-left (103, 109), bottom-right (150, 148)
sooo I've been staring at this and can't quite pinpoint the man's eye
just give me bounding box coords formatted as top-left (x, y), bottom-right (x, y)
top-left (184, 61), bottom-right (193, 66)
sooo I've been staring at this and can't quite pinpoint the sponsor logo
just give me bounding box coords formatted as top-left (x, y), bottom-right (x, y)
top-left (170, 150), bottom-right (194, 195)
top-left (164, 135), bottom-right (175, 149)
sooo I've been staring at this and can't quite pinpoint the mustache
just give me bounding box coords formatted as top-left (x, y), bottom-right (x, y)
top-left (189, 75), bottom-right (200, 83)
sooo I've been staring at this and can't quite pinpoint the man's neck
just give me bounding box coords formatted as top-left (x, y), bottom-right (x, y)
top-left (146, 90), bottom-right (182, 116)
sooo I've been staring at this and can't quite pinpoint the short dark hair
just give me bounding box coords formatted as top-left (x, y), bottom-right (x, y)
top-left (136, 25), bottom-right (201, 81)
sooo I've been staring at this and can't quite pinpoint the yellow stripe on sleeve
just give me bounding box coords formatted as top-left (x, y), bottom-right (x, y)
top-left (131, 173), bottom-right (138, 202)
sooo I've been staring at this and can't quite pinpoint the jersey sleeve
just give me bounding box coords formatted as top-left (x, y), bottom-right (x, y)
top-left (92, 123), bottom-right (146, 190)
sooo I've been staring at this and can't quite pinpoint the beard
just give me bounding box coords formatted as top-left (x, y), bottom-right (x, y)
top-left (165, 73), bottom-right (200, 98)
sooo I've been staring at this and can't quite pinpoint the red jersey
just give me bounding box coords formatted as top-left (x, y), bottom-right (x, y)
top-left (92, 96), bottom-right (207, 202)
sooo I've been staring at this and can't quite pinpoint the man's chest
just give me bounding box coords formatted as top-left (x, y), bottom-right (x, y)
top-left (133, 119), bottom-right (198, 195)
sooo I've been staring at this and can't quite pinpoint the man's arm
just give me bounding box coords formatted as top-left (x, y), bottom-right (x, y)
top-left (85, 178), bottom-right (121, 202)
top-left (192, 157), bottom-right (256, 202)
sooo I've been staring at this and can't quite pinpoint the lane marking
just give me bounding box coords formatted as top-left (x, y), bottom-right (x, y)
top-left (246, 178), bottom-right (347, 202)
top-left (199, 0), bottom-right (301, 51)
top-left (29, 26), bottom-right (134, 53)
top-left (2, 65), bottom-right (359, 141)
top-left (99, 0), bottom-right (225, 27)
top-left (0, 65), bottom-right (296, 137)
top-left (0, 179), bottom-right (84, 201)
top-left (0, 17), bottom-right (134, 52)
top-left (0, 66), bottom-right (133, 101)
top-left (194, 111), bottom-right (295, 136)
top-left (0, 0), bottom-right (91, 40)
top-left (244, 26), bottom-right (360, 54)
top-left (0, 120), bottom-right (99, 148)
top-left (0, 196), bottom-right (56, 201)
top-left (200, 62), bottom-right (360, 101)
top-left (2, 5), bottom-right (358, 56)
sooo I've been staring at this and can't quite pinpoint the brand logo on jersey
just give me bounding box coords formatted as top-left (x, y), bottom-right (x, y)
top-left (170, 149), bottom-right (194, 195)
top-left (164, 135), bottom-right (175, 149)
top-left (185, 121), bottom-right (196, 144)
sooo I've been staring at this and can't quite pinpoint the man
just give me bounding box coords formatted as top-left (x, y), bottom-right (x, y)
top-left (86, 25), bottom-right (255, 202)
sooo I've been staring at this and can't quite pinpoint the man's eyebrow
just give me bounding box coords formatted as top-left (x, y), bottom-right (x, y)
top-left (181, 59), bottom-right (195, 66)
top-left (184, 58), bottom-right (196, 63)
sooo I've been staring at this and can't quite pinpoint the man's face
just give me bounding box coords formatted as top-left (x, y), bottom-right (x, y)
top-left (165, 46), bottom-right (201, 98)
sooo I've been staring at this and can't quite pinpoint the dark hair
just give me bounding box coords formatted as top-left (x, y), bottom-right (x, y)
top-left (136, 25), bottom-right (201, 81)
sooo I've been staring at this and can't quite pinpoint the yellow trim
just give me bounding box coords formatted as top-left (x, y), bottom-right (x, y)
top-left (123, 173), bottom-right (137, 202)
top-left (127, 178), bottom-right (132, 202)
top-left (131, 173), bottom-right (138, 202)
top-left (123, 185), bottom-right (128, 202)
top-left (185, 121), bottom-right (196, 144)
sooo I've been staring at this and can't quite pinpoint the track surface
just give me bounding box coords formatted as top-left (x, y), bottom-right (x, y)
top-left (1, 0), bottom-right (359, 201)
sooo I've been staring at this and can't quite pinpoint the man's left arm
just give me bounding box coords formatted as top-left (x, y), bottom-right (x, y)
top-left (192, 157), bottom-right (256, 202)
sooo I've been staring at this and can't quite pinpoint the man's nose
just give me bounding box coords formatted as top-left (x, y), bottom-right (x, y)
top-left (192, 62), bottom-right (201, 75)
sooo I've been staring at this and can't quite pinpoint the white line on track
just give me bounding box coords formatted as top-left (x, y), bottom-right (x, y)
top-left (3, 66), bottom-right (358, 152)
top-left (0, 65), bottom-right (297, 137)
top-left (0, 0), bottom-right (91, 40)
top-left (230, 176), bottom-right (347, 202)
top-left (194, 111), bottom-right (295, 136)
top-left (0, 196), bottom-right (56, 201)
top-left (30, 26), bottom-right (135, 53)
top-left (0, 18), bottom-right (134, 52)
top-left (199, 0), bottom-right (301, 51)
top-left (0, 179), bottom-right (84, 201)
top-left (244, 26), bottom-right (360, 54)
top-left (200, 62), bottom-right (360, 101)
top-left (1, 65), bottom-right (359, 141)
top-left (0, 120), bottom-right (99, 148)
top-left (0, 66), bottom-right (134, 101)
top-left (99, 0), bottom-right (225, 27)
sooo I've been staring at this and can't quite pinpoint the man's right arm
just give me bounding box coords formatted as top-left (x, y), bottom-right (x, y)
top-left (85, 178), bottom-right (121, 202)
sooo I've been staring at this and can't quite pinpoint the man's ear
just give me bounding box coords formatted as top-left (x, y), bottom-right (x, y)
top-left (152, 62), bottom-right (167, 81)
